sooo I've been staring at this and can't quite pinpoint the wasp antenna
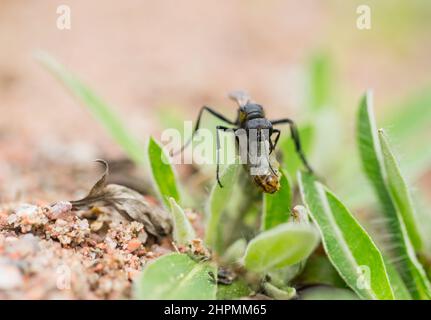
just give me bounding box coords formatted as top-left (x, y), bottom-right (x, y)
top-left (228, 90), bottom-right (251, 107)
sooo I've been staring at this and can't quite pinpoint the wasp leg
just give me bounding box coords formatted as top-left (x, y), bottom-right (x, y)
top-left (216, 125), bottom-right (236, 188)
top-left (271, 118), bottom-right (314, 173)
top-left (270, 129), bottom-right (281, 154)
top-left (171, 106), bottom-right (237, 156)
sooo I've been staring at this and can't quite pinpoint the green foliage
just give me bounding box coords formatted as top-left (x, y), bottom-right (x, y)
top-left (261, 169), bottom-right (292, 231)
top-left (298, 171), bottom-right (394, 300)
top-left (356, 92), bottom-right (431, 299)
top-left (216, 279), bottom-right (251, 300)
top-left (382, 88), bottom-right (431, 180)
top-left (295, 255), bottom-right (346, 288)
top-left (205, 163), bottom-right (240, 253)
top-left (134, 253), bottom-right (216, 300)
top-left (40, 52), bottom-right (431, 300)
top-left (279, 124), bottom-right (315, 180)
top-left (243, 222), bottom-right (319, 273)
top-left (299, 286), bottom-right (359, 300)
top-left (306, 53), bottom-right (333, 110)
top-left (379, 130), bottom-right (423, 250)
top-left (169, 197), bottom-right (195, 245)
top-left (36, 52), bottom-right (146, 165)
top-left (147, 137), bottom-right (181, 208)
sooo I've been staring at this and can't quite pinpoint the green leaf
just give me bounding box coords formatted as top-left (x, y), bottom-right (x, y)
top-left (261, 169), bottom-right (292, 231)
top-left (382, 88), bottom-right (431, 178)
top-left (36, 52), bottom-right (146, 165)
top-left (298, 171), bottom-right (394, 300)
top-left (147, 137), bottom-right (181, 208)
top-left (379, 129), bottom-right (423, 251)
top-left (306, 52), bottom-right (333, 110)
top-left (216, 279), bottom-right (251, 300)
top-left (299, 286), bottom-right (359, 300)
top-left (135, 253), bottom-right (216, 300)
top-left (384, 258), bottom-right (412, 300)
top-left (169, 198), bottom-right (195, 245)
top-left (205, 163), bottom-right (240, 252)
top-left (356, 92), bottom-right (431, 299)
top-left (222, 238), bottom-right (247, 265)
top-left (243, 223), bottom-right (319, 273)
top-left (295, 255), bottom-right (347, 288)
top-left (279, 124), bottom-right (314, 180)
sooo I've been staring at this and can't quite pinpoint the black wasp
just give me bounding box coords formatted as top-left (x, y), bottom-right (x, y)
top-left (172, 91), bottom-right (314, 193)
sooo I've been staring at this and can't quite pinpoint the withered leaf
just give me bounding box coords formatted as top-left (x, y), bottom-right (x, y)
top-left (71, 159), bottom-right (172, 237)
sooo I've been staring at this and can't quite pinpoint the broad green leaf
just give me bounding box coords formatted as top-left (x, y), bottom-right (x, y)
top-left (379, 130), bottom-right (422, 250)
top-left (135, 253), bottom-right (216, 300)
top-left (169, 197), bottom-right (195, 245)
top-left (205, 163), bottom-right (240, 252)
top-left (356, 92), bottom-right (431, 299)
top-left (261, 169), bottom-right (292, 231)
top-left (306, 52), bottom-right (333, 110)
top-left (217, 279), bottom-right (251, 300)
top-left (299, 286), bottom-right (359, 300)
top-left (279, 124), bottom-right (314, 180)
top-left (147, 137), bottom-right (181, 208)
top-left (243, 223), bottom-right (319, 273)
top-left (36, 52), bottom-right (145, 165)
top-left (298, 171), bottom-right (394, 300)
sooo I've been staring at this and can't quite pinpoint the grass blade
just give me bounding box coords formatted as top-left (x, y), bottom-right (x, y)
top-left (243, 222), bottom-right (319, 273)
top-left (261, 169), bottom-right (292, 231)
top-left (148, 137), bottom-right (181, 208)
top-left (36, 52), bottom-right (146, 165)
top-left (357, 92), bottom-right (431, 299)
top-left (298, 171), bottom-right (395, 300)
top-left (306, 52), bottom-right (333, 110)
top-left (134, 253), bottom-right (216, 300)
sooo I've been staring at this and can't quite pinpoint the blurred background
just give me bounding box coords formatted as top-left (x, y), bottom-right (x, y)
top-left (0, 0), bottom-right (430, 213)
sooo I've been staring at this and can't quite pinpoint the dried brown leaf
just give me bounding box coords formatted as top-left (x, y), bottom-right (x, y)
top-left (71, 160), bottom-right (172, 237)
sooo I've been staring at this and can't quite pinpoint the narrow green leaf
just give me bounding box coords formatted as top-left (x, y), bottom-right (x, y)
top-left (379, 129), bottom-right (423, 251)
top-left (243, 223), bottom-right (319, 273)
top-left (384, 258), bottom-right (412, 300)
top-left (134, 253), bottom-right (216, 300)
top-left (298, 171), bottom-right (394, 300)
top-left (205, 163), bottom-right (240, 252)
top-left (261, 169), bottom-right (292, 231)
top-left (357, 92), bottom-right (431, 299)
top-left (382, 88), bottom-right (431, 178)
top-left (307, 53), bottom-right (333, 110)
top-left (148, 137), bottom-right (180, 208)
top-left (169, 197), bottom-right (195, 246)
top-left (36, 52), bottom-right (146, 165)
